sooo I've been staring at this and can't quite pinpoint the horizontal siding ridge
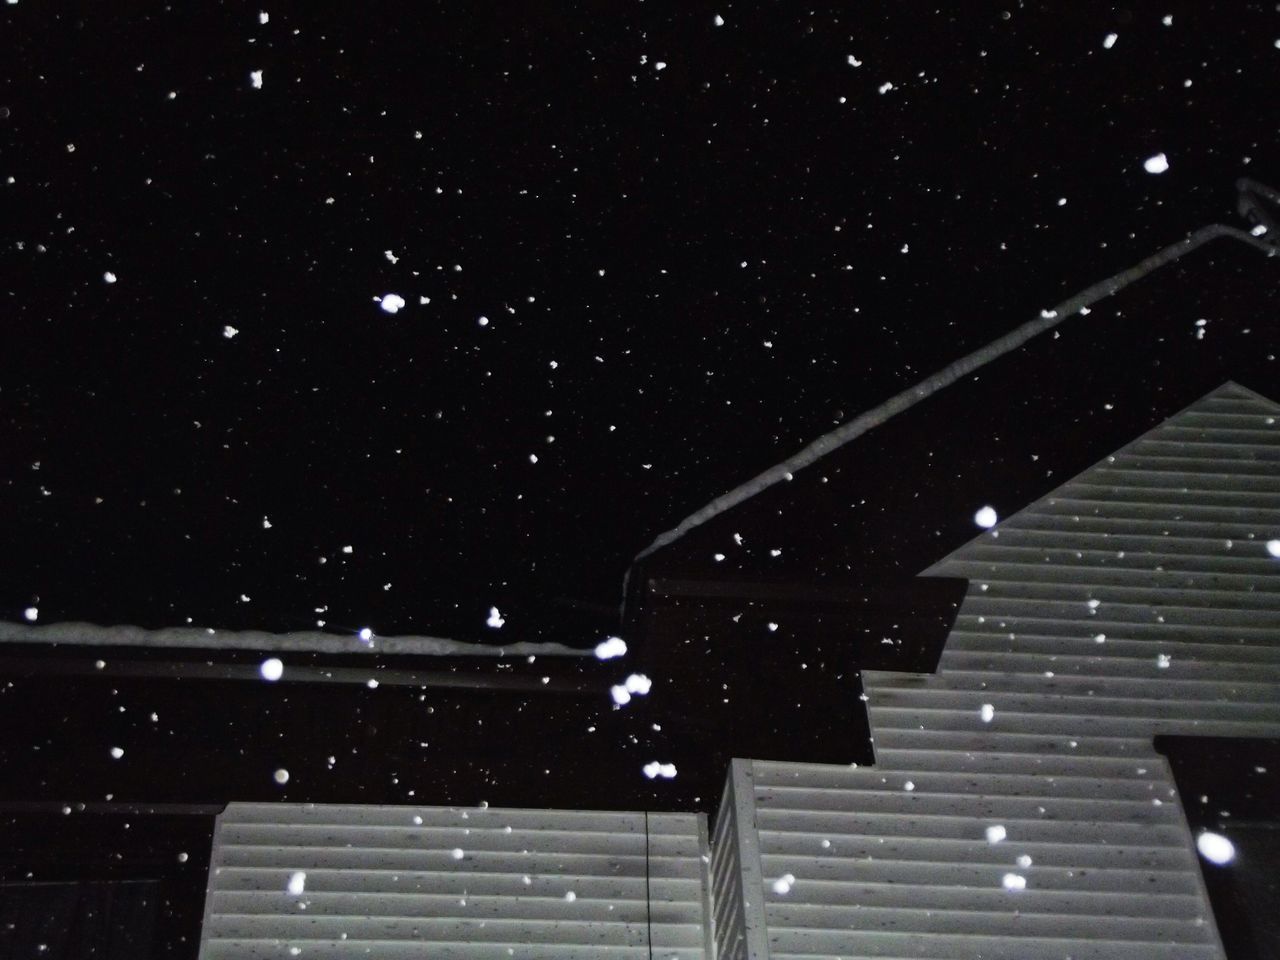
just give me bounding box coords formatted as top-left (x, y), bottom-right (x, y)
top-left (867, 702), bottom-right (1280, 726)
top-left (940, 557), bottom-right (1280, 584)
top-left (755, 879), bottom-right (1200, 916)
top-left (755, 854), bottom-right (1199, 888)
top-left (202, 944), bottom-right (660, 959)
top-left (754, 783), bottom-right (1180, 811)
top-left (932, 653), bottom-right (1280, 681)
top-left (764, 903), bottom-right (1212, 941)
top-left (940, 632), bottom-right (1280, 660)
top-left (939, 595), bottom-right (1280, 622)
top-left (870, 669), bottom-right (1280, 696)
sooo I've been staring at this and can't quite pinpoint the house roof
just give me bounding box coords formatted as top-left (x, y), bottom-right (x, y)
top-left (632, 233), bottom-right (1280, 619)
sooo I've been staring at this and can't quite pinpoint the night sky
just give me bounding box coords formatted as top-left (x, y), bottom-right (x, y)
top-left (4, 1), bottom-right (1278, 646)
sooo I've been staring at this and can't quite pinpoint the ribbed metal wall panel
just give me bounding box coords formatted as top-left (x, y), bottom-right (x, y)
top-left (199, 802), bottom-right (711, 959)
top-left (744, 382), bottom-right (1280, 960)
top-left (710, 758), bottom-right (771, 959)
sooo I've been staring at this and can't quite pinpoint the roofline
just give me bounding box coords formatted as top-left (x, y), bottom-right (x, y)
top-left (624, 193), bottom-right (1279, 606)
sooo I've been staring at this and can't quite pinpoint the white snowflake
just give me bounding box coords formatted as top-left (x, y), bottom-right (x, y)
top-left (260, 658), bottom-right (284, 681)
top-left (624, 673), bottom-right (652, 695)
top-left (1197, 831), bottom-right (1234, 865)
top-left (595, 637), bottom-right (627, 659)
top-left (642, 761), bottom-right (677, 779)
top-left (1143, 152), bottom-right (1169, 174)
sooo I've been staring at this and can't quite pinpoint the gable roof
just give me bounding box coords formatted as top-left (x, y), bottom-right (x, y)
top-left (631, 239), bottom-right (1280, 630)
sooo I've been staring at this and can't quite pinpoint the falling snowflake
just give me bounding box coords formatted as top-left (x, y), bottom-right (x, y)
top-left (379, 294), bottom-right (406, 314)
top-left (595, 637), bottom-right (627, 659)
top-left (1143, 152), bottom-right (1169, 174)
top-left (771, 873), bottom-right (796, 894)
top-left (249, 70), bottom-right (264, 89)
top-left (486, 607), bottom-right (505, 629)
top-left (1197, 831), bottom-right (1235, 865)
top-left (287, 871), bottom-right (306, 895)
top-left (643, 761), bottom-right (677, 779)
top-left (624, 674), bottom-right (652, 695)
top-left (260, 658), bottom-right (284, 681)
top-left (974, 505), bottom-right (998, 528)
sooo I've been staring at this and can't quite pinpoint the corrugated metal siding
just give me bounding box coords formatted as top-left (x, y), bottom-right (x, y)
top-left (199, 802), bottom-right (711, 959)
top-left (711, 758), bottom-right (770, 959)
top-left (746, 382), bottom-right (1280, 959)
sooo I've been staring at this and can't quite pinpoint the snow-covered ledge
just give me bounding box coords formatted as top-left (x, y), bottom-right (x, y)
top-left (0, 620), bottom-right (594, 657)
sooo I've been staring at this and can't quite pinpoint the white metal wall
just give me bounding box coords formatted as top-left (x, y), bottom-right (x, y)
top-left (710, 759), bottom-right (771, 960)
top-left (743, 382), bottom-right (1280, 959)
top-left (199, 802), bottom-right (713, 959)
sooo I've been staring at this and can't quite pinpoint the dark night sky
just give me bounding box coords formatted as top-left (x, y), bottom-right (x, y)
top-left (3, 1), bottom-right (1278, 646)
